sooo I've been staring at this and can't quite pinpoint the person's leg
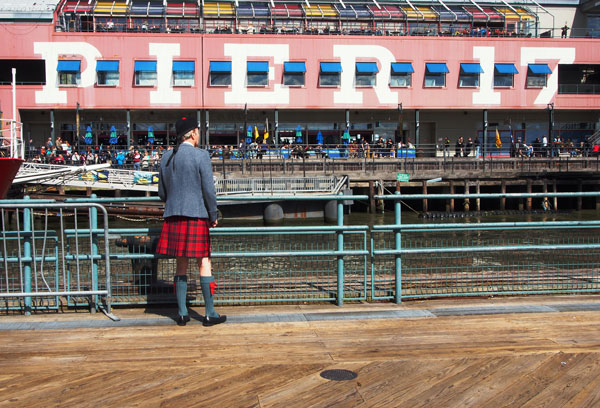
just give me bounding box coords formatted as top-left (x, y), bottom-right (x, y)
top-left (197, 257), bottom-right (226, 325)
top-left (174, 257), bottom-right (189, 318)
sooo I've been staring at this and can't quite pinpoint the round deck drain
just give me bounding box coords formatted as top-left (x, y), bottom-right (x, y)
top-left (320, 369), bottom-right (358, 381)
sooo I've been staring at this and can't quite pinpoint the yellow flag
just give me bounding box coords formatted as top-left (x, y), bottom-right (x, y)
top-left (254, 126), bottom-right (259, 140)
top-left (495, 128), bottom-right (502, 148)
top-left (264, 130), bottom-right (269, 140)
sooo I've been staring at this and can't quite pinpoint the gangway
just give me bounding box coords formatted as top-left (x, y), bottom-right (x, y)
top-left (14, 163), bottom-right (347, 195)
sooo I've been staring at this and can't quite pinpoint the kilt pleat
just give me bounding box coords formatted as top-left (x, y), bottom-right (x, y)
top-left (156, 216), bottom-right (211, 258)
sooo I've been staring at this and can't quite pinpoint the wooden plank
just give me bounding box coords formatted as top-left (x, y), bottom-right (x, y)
top-left (1, 306), bottom-right (600, 406)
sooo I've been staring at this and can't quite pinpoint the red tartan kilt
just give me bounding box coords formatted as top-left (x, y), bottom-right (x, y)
top-left (156, 216), bottom-right (211, 258)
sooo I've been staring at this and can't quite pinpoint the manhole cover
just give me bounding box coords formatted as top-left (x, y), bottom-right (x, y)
top-left (320, 369), bottom-right (358, 381)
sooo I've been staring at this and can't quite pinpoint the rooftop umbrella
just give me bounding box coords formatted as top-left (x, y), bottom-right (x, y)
top-left (147, 126), bottom-right (154, 144)
top-left (84, 126), bottom-right (93, 145)
top-left (342, 128), bottom-right (351, 145)
top-left (246, 125), bottom-right (253, 144)
top-left (295, 125), bottom-right (302, 144)
top-left (316, 131), bottom-right (323, 145)
top-left (109, 125), bottom-right (118, 144)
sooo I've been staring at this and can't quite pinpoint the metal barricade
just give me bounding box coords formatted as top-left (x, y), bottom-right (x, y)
top-left (98, 195), bottom-right (368, 306)
top-left (371, 192), bottom-right (600, 302)
top-left (0, 199), bottom-right (112, 314)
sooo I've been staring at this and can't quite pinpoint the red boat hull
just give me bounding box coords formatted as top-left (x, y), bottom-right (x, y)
top-left (0, 158), bottom-right (23, 199)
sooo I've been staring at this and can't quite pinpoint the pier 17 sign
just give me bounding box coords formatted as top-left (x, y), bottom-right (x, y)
top-left (0, 24), bottom-right (597, 111)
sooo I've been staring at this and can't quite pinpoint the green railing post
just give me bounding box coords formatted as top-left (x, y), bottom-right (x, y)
top-left (394, 191), bottom-right (402, 304)
top-left (337, 197), bottom-right (344, 306)
top-left (23, 196), bottom-right (32, 315)
top-left (90, 194), bottom-right (99, 312)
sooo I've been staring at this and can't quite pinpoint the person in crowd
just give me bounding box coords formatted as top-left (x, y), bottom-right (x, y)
top-left (474, 136), bottom-right (481, 158)
top-left (133, 149), bottom-right (141, 170)
top-left (465, 137), bottom-right (473, 157)
top-left (455, 136), bottom-right (464, 157)
top-left (156, 116), bottom-right (225, 327)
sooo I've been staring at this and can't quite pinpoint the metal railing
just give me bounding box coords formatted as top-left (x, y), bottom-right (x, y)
top-left (0, 199), bottom-right (112, 314)
top-left (1, 195), bottom-right (369, 310)
top-left (372, 192), bottom-right (600, 302)
top-left (216, 176), bottom-right (346, 195)
top-left (2, 192), bottom-right (600, 313)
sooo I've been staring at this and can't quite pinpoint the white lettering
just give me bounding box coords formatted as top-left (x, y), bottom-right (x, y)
top-left (472, 46), bottom-right (501, 105)
top-left (520, 47), bottom-right (576, 105)
top-left (149, 43), bottom-right (181, 105)
top-left (33, 42), bottom-right (102, 104)
top-left (223, 43), bottom-right (289, 106)
top-left (333, 45), bottom-right (398, 105)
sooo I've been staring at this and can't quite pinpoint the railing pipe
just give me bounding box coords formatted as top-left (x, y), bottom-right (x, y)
top-left (394, 191), bottom-right (401, 304)
top-left (336, 194), bottom-right (344, 306)
top-left (23, 197), bottom-right (32, 315)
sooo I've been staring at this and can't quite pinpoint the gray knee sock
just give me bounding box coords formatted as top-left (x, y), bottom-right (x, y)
top-left (174, 275), bottom-right (188, 317)
top-left (200, 276), bottom-right (219, 318)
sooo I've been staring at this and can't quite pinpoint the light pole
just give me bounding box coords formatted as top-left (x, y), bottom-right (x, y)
top-left (547, 103), bottom-right (554, 156)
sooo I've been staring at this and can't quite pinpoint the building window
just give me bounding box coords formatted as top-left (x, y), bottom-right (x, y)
top-left (209, 61), bottom-right (232, 86)
top-left (424, 63), bottom-right (448, 87)
top-left (494, 63), bottom-right (518, 87)
top-left (173, 61), bottom-right (195, 86)
top-left (134, 61), bottom-right (157, 86)
top-left (355, 62), bottom-right (379, 87)
top-left (247, 61), bottom-right (269, 87)
top-left (57, 60), bottom-right (81, 86)
top-left (390, 62), bottom-right (413, 87)
top-left (319, 62), bottom-right (342, 87)
top-left (527, 64), bottom-right (552, 88)
top-left (96, 60), bottom-right (119, 86)
top-left (459, 63), bottom-right (483, 87)
top-left (283, 61), bottom-right (306, 86)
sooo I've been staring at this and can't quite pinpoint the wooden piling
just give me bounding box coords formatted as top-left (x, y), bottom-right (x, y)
top-left (369, 180), bottom-right (376, 214)
top-left (422, 181), bottom-right (428, 213)
top-left (476, 181), bottom-right (481, 212)
top-left (449, 181), bottom-right (455, 212)
top-left (463, 180), bottom-right (470, 211)
top-left (553, 180), bottom-right (558, 210)
top-left (500, 180), bottom-right (506, 211)
top-left (543, 180), bottom-right (549, 211)
top-left (526, 179), bottom-right (532, 211)
top-left (577, 179), bottom-right (583, 211)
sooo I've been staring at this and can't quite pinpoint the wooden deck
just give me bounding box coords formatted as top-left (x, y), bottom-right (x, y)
top-left (2, 296), bottom-right (600, 407)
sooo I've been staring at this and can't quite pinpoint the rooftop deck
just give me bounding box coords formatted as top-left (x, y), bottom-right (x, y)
top-left (2, 295), bottom-right (600, 406)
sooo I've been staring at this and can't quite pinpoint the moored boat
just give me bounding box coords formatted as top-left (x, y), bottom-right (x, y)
top-left (0, 157), bottom-right (23, 199)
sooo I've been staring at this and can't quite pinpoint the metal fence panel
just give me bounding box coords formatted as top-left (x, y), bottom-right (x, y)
top-left (0, 201), bottom-right (112, 313)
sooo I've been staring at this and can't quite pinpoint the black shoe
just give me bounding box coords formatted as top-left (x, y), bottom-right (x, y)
top-left (177, 315), bottom-right (191, 326)
top-left (203, 315), bottom-right (227, 327)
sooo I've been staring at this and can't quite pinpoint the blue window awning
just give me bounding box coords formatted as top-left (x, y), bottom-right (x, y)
top-left (460, 63), bottom-right (484, 74)
top-left (57, 60), bottom-right (81, 71)
top-left (134, 61), bottom-right (157, 72)
top-left (284, 62), bottom-right (306, 73)
top-left (96, 60), bottom-right (119, 72)
top-left (495, 63), bottom-right (519, 74)
top-left (356, 62), bottom-right (379, 73)
top-left (320, 62), bottom-right (342, 73)
top-left (426, 63), bottom-right (449, 74)
top-left (528, 64), bottom-right (552, 74)
top-left (391, 62), bottom-right (414, 74)
top-left (210, 61), bottom-right (231, 72)
top-left (173, 61), bottom-right (195, 72)
top-left (247, 61), bottom-right (269, 73)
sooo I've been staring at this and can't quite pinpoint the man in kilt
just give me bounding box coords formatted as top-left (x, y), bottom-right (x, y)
top-left (156, 116), bottom-right (226, 327)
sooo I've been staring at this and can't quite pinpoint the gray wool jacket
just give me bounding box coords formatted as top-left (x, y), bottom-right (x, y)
top-left (158, 143), bottom-right (218, 222)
